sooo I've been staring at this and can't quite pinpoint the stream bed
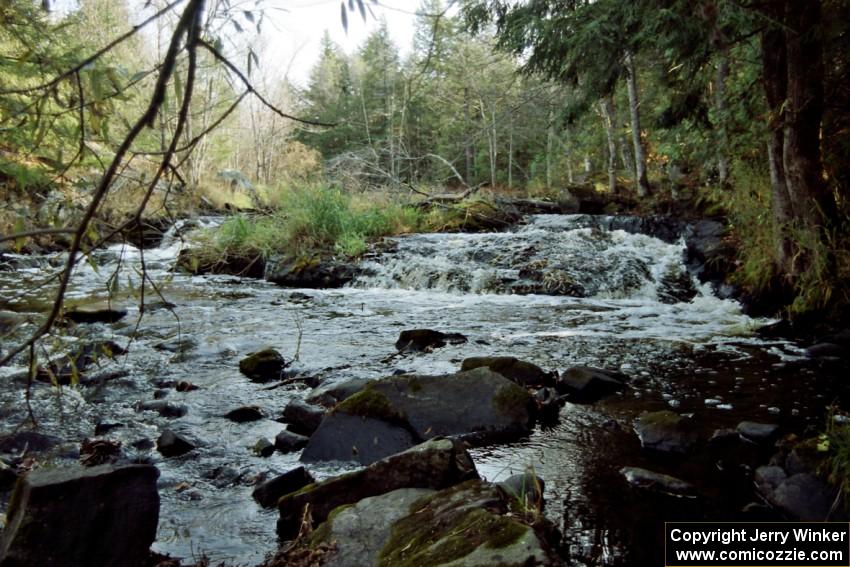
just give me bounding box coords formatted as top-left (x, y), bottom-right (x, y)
top-left (1, 214), bottom-right (847, 566)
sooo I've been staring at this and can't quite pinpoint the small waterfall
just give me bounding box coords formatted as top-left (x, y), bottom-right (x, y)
top-left (355, 214), bottom-right (699, 303)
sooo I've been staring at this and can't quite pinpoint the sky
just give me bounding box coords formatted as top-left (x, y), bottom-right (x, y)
top-left (259, 0), bottom-right (422, 87)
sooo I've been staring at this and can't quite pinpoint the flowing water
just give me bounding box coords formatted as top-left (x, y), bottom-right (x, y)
top-left (0, 214), bottom-right (846, 566)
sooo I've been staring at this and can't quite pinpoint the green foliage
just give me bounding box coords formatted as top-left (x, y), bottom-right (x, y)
top-left (205, 183), bottom-right (427, 259)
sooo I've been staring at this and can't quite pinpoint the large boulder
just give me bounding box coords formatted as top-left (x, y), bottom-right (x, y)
top-left (300, 368), bottom-right (534, 465)
top-left (305, 378), bottom-right (371, 407)
top-left (265, 255), bottom-right (357, 288)
top-left (461, 356), bottom-right (554, 388)
top-left (63, 305), bottom-right (127, 324)
top-left (310, 480), bottom-right (561, 567)
top-left (0, 464), bottom-right (159, 567)
top-left (278, 437), bottom-right (478, 538)
top-left (634, 411), bottom-right (699, 454)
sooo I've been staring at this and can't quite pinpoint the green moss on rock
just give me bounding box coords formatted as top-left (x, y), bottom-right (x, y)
top-left (492, 383), bottom-right (533, 422)
top-left (336, 386), bottom-right (406, 424)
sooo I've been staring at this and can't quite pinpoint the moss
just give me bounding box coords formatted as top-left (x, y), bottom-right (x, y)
top-left (492, 383), bottom-right (532, 422)
top-left (639, 410), bottom-right (683, 427)
top-left (289, 482), bottom-right (317, 498)
top-left (378, 481), bottom-right (530, 567)
top-left (307, 504), bottom-right (354, 549)
top-left (336, 386), bottom-right (406, 424)
top-left (407, 376), bottom-right (423, 393)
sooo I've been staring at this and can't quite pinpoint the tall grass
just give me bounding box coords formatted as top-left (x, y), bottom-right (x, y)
top-left (209, 183), bottom-right (426, 259)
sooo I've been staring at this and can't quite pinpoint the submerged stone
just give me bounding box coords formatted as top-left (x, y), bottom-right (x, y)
top-left (736, 421), bottom-right (779, 444)
top-left (280, 398), bottom-right (325, 435)
top-left (225, 406), bottom-right (264, 423)
top-left (461, 356), bottom-right (554, 388)
top-left (620, 467), bottom-right (696, 498)
top-left (634, 410), bottom-right (699, 454)
top-left (156, 429), bottom-right (197, 458)
top-left (253, 466), bottom-right (315, 509)
top-left (274, 430), bottom-right (309, 454)
top-left (395, 329), bottom-right (468, 352)
top-left (556, 366), bottom-right (628, 403)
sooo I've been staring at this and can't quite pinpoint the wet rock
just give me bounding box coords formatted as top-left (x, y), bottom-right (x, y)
top-left (239, 348), bottom-right (286, 382)
top-left (36, 341), bottom-right (126, 385)
top-left (620, 467), bottom-right (696, 498)
top-left (395, 329), bottom-right (468, 352)
top-left (754, 466), bottom-right (787, 492)
top-left (683, 219), bottom-right (734, 283)
top-left (265, 254), bottom-right (357, 288)
top-left (278, 437), bottom-right (478, 538)
top-left (657, 268), bottom-right (698, 304)
top-left (534, 387), bottom-right (563, 423)
top-left (205, 466), bottom-right (242, 488)
top-left (635, 411), bottom-right (699, 454)
top-left (0, 459), bottom-right (18, 490)
top-left (138, 400), bottom-right (188, 419)
top-left (767, 473), bottom-right (838, 521)
top-left (225, 406), bottom-right (264, 423)
top-left (175, 380), bottom-right (199, 392)
top-left (820, 328), bottom-right (850, 348)
top-left (274, 430), bottom-right (309, 454)
top-left (300, 368), bottom-right (534, 465)
top-left (556, 366), bottom-right (628, 403)
top-left (805, 342), bottom-right (846, 360)
top-left (0, 464), bottom-right (159, 567)
top-left (498, 473), bottom-right (546, 509)
top-left (305, 378), bottom-right (370, 407)
top-left (156, 430), bottom-right (196, 457)
top-left (312, 479), bottom-right (560, 567)
top-left (154, 337), bottom-right (198, 354)
top-left (252, 466), bottom-right (315, 509)
top-left (254, 438), bottom-right (275, 457)
top-left (300, 413), bottom-right (416, 465)
top-left (316, 488), bottom-right (435, 567)
top-left (461, 356), bottom-right (555, 387)
top-left (176, 248), bottom-right (266, 278)
top-left (80, 438), bottom-right (122, 467)
top-left (152, 389), bottom-right (169, 400)
top-left (280, 398), bottom-right (326, 435)
top-left (131, 438), bottom-right (155, 451)
top-left (0, 431), bottom-right (60, 455)
top-left (63, 305), bottom-right (127, 324)
top-left (737, 421), bottom-right (779, 444)
top-left (709, 428), bottom-right (738, 445)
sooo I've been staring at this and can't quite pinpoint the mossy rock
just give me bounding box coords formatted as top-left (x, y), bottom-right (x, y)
top-left (238, 348), bottom-right (286, 382)
top-left (635, 410), bottom-right (699, 454)
top-left (460, 356), bottom-right (554, 388)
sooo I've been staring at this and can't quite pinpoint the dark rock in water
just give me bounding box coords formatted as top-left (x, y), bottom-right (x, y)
top-left (254, 438), bottom-right (275, 457)
top-left (709, 428), bottom-right (739, 445)
top-left (0, 459), bottom-right (18, 490)
top-left (635, 411), bottom-right (699, 454)
top-left (225, 406), bottom-right (264, 423)
top-left (312, 480), bottom-right (560, 567)
top-left (79, 438), bottom-right (122, 467)
top-left (156, 430), bottom-right (196, 457)
top-left (175, 380), bottom-right (199, 392)
top-left (300, 413), bottom-right (416, 465)
top-left (821, 328), bottom-right (850, 348)
top-left (138, 400), bottom-right (188, 419)
top-left (534, 387), bottom-right (563, 424)
top-left (239, 348), bottom-right (286, 382)
top-left (205, 466), bottom-right (242, 488)
top-left (805, 342), bottom-right (846, 360)
top-left (737, 421), bottom-right (779, 444)
top-left (683, 219), bottom-right (734, 283)
top-left (0, 464), bottom-right (159, 567)
top-left (461, 356), bottom-right (554, 387)
top-left (0, 431), bottom-right (60, 455)
top-left (556, 366), bottom-right (628, 403)
top-left (154, 337), bottom-right (198, 354)
top-left (265, 255), bottom-right (357, 289)
top-left (274, 430), bottom-right (309, 454)
top-left (253, 466), bottom-right (315, 509)
top-left (152, 389), bottom-right (169, 400)
top-left (131, 438), bottom-right (155, 452)
top-left (278, 437), bottom-right (478, 538)
top-left (620, 467), bottom-right (696, 498)
top-left (766, 473), bottom-right (838, 521)
top-left (754, 466), bottom-right (787, 493)
top-left (301, 368), bottom-right (534, 465)
top-left (395, 329), bottom-right (468, 352)
top-left (280, 399), bottom-right (325, 435)
top-left (305, 378), bottom-right (370, 407)
top-left (64, 306), bottom-right (127, 324)
top-left (176, 248), bottom-right (266, 278)
top-left (741, 502), bottom-right (782, 521)
top-left (36, 340), bottom-right (126, 385)
top-left (498, 472), bottom-right (546, 509)
top-left (657, 268), bottom-right (698, 304)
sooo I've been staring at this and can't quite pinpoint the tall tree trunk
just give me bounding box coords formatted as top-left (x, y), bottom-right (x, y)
top-left (783, 0), bottom-right (835, 229)
top-left (625, 52), bottom-right (650, 197)
top-left (615, 103), bottom-right (633, 173)
top-left (714, 49), bottom-right (730, 186)
top-left (599, 98), bottom-right (618, 194)
top-left (546, 103), bottom-right (554, 188)
top-left (464, 87), bottom-right (474, 186)
top-left (563, 126), bottom-right (574, 184)
top-left (508, 115), bottom-right (514, 188)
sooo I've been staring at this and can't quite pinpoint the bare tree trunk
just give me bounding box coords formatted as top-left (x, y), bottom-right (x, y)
top-left (546, 103), bottom-right (554, 188)
top-left (714, 49), bottom-right (730, 186)
top-left (625, 52), bottom-right (650, 197)
top-left (508, 116), bottom-right (513, 188)
top-left (599, 98), bottom-right (618, 194)
top-left (563, 126), bottom-right (574, 184)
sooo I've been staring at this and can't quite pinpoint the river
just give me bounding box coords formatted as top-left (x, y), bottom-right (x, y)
top-left (0, 213), bottom-right (844, 565)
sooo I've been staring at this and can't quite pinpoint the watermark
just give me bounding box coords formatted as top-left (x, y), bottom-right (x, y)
top-left (666, 522), bottom-right (850, 566)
